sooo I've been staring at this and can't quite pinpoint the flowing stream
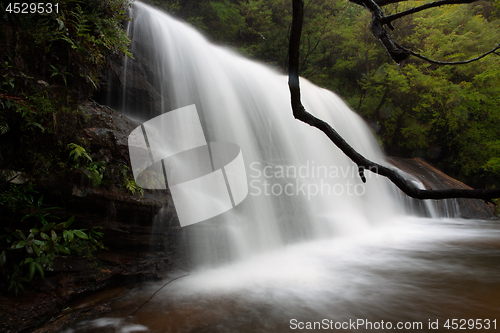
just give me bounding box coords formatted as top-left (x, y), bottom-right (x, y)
top-left (65, 2), bottom-right (500, 332)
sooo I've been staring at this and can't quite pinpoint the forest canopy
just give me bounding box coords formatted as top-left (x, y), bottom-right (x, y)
top-left (145, 0), bottom-right (500, 191)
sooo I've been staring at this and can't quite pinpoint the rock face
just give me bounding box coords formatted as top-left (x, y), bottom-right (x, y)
top-left (94, 43), bottom-right (165, 120)
top-left (388, 157), bottom-right (496, 219)
top-left (0, 102), bottom-right (188, 333)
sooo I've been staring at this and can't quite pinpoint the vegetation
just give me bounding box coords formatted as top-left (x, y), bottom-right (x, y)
top-left (144, 0), bottom-right (500, 190)
top-left (1, 0), bottom-right (498, 295)
top-left (0, 0), bottom-right (132, 183)
top-left (0, 185), bottom-right (105, 295)
top-left (0, 0), bottom-right (132, 295)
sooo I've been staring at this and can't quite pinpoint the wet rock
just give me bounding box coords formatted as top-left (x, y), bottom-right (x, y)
top-left (95, 51), bottom-right (163, 120)
top-left (388, 157), bottom-right (496, 219)
top-left (0, 102), bottom-right (186, 333)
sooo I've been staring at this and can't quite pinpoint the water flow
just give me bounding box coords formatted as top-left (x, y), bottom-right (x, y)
top-left (59, 4), bottom-right (500, 332)
top-left (125, 2), bottom-right (405, 267)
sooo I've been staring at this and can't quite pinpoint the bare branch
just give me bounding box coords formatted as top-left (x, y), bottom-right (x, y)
top-left (382, 0), bottom-right (477, 23)
top-left (374, 0), bottom-right (411, 6)
top-left (360, 0), bottom-right (409, 62)
top-left (289, 0), bottom-right (500, 200)
top-left (397, 42), bottom-right (500, 65)
top-left (0, 175), bottom-right (18, 189)
top-left (348, 0), bottom-right (499, 65)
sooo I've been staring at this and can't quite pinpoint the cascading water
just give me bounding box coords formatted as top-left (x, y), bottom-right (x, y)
top-left (63, 3), bottom-right (500, 332)
top-left (122, 1), bottom-right (404, 267)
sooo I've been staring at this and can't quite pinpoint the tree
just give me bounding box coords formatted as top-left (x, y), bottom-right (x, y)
top-left (288, 0), bottom-right (500, 200)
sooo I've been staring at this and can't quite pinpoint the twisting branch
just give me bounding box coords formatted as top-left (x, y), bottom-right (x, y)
top-left (360, 0), bottom-right (409, 63)
top-left (348, 0), bottom-right (499, 65)
top-left (374, 0), bottom-right (412, 6)
top-left (288, 0), bottom-right (500, 200)
top-left (381, 0), bottom-right (477, 23)
top-left (397, 42), bottom-right (500, 65)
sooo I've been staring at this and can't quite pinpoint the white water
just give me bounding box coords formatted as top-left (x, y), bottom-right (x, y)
top-left (125, 2), bottom-right (406, 267)
top-left (61, 3), bottom-right (500, 332)
top-left (66, 218), bottom-right (500, 333)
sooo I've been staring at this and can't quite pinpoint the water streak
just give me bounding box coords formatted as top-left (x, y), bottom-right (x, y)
top-left (122, 2), bottom-right (408, 267)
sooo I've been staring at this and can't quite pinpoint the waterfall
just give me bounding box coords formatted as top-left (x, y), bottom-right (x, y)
top-left (121, 2), bottom-right (407, 267)
top-left (56, 5), bottom-right (500, 332)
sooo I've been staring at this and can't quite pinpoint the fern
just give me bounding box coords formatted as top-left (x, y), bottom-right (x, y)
top-left (68, 143), bottom-right (92, 162)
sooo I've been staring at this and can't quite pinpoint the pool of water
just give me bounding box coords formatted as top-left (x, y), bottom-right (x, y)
top-left (63, 217), bottom-right (500, 333)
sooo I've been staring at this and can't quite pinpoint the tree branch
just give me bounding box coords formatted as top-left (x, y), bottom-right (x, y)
top-left (381, 0), bottom-right (477, 23)
top-left (397, 42), bottom-right (500, 65)
top-left (363, 0), bottom-right (409, 62)
top-left (288, 0), bottom-right (500, 200)
top-left (374, 0), bottom-right (412, 7)
top-left (348, 0), bottom-right (499, 66)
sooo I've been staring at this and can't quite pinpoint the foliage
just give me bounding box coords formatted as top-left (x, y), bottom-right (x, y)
top-left (68, 143), bottom-right (92, 162)
top-left (0, 0), bottom-right (132, 103)
top-left (67, 143), bottom-right (107, 187)
top-left (0, 0), bottom-right (132, 190)
top-left (0, 186), bottom-right (105, 295)
top-left (141, 0), bottom-right (500, 189)
top-left (351, 2), bottom-right (500, 187)
top-left (85, 161), bottom-right (107, 187)
top-left (121, 165), bottom-right (144, 196)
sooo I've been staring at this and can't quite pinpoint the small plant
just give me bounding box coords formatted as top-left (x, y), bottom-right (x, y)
top-left (0, 193), bottom-right (105, 295)
top-left (121, 165), bottom-right (144, 196)
top-left (68, 143), bottom-right (107, 187)
top-left (68, 143), bottom-right (92, 162)
top-left (124, 178), bottom-right (143, 196)
top-left (85, 161), bottom-right (106, 187)
top-left (49, 65), bottom-right (73, 86)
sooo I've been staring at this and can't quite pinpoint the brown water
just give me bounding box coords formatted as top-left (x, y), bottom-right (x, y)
top-left (59, 218), bottom-right (500, 333)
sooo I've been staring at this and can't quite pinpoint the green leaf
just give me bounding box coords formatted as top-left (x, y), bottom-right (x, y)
top-left (51, 230), bottom-right (58, 242)
top-left (21, 213), bottom-right (36, 221)
top-left (68, 230), bottom-right (74, 242)
top-left (55, 244), bottom-right (71, 255)
top-left (29, 262), bottom-right (35, 280)
top-left (16, 230), bottom-right (26, 240)
top-left (0, 250), bottom-right (6, 266)
top-left (24, 257), bottom-right (33, 264)
top-left (41, 223), bottom-right (55, 232)
top-left (33, 242), bottom-right (41, 256)
top-left (68, 143), bottom-right (92, 162)
top-left (54, 222), bottom-right (66, 230)
top-left (43, 207), bottom-right (60, 211)
top-left (65, 216), bottom-right (75, 228)
top-left (13, 240), bottom-right (26, 249)
top-left (73, 230), bottom-right (88, 240)
top-left (34, 262), bottom-right (44, 278)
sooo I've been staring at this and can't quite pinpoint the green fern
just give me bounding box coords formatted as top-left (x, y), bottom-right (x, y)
top-left (125, 178), bottom-right (144, 196)
top-left (120, 165), bottom-right (144, 196)
top-left (68, 143), bottom-right (92, 162)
